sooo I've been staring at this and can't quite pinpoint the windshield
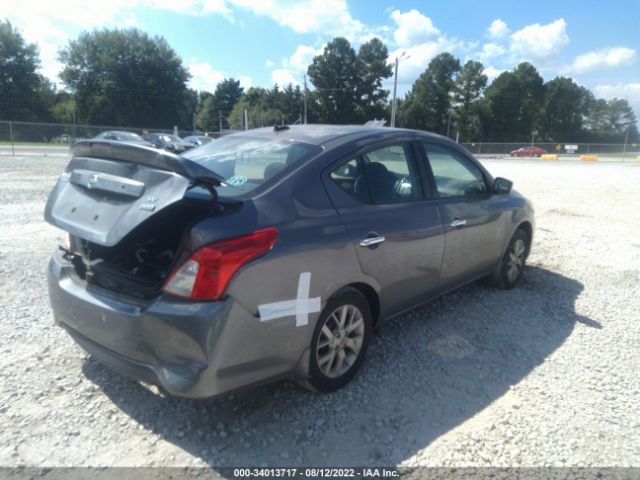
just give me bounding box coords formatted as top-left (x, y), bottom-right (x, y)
top-left (183, 135), bottom-right (322, 197)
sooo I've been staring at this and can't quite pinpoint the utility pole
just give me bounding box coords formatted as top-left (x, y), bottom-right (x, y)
top-left (192, 112), bottom-right (196, 134)
top-left (390, 52), bottom-right (410, 128)
top-left (71, 108), bottom-right (76, 141)
top-left (9, 121), bottom-right (14, 158)
top-left (623, 127), bottom-right (630, 158)
top-left (446, 111), bottom-right (452, 137)
top-left (243, 109), bottom-right (249, 130)
top-left (391, 57), bottom-right (399, 128)
top-left (531, 130), bottom-right (535, 150)
top-left (303, 74), bottom-right (308, 125)
top-left (219, 111), bottom-right (223, 132)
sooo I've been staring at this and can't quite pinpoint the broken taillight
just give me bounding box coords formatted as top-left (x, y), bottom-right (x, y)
top-left (163, 228), bottom-right (278, 300)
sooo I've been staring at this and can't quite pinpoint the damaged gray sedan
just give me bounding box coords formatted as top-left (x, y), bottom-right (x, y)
top-left (45, 125), bottom-right (534, 398)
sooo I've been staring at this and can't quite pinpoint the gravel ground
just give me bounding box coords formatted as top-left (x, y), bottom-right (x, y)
top-left (0, 155), bottom-right (639, 468)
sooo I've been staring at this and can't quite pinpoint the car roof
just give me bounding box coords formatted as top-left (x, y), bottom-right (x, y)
top-left (225, 124), bottom-right (449, 149)
top-left (147, 133), bottom-right (179, 138)
top-left (102, 130), bottom-right (140, 135)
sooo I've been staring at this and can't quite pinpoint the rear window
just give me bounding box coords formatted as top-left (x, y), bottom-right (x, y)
top-left (116, 132), bottom-right (143, 141)
top-left (183, 135), bottom-right (322, 197)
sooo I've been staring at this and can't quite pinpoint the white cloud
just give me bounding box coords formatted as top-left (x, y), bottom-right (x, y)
top-left (469, 18), bottom-right (570, 70)
top-left (271, 69), bottom-right (300, 86)
top-left (390, 9), bottom-right (440, 47)
top-left (123, 12), bottom-right (139, 27)
top-left (593, 83), bottom-right (640, 118)
top-left (571, 47), bottom-right (636, 73)
top-left (384, 8), bottom-right (468, 91)
top-left (283, 44), bottom-right (322, 72)
top-left (199, 0), bottom-right (235, 20)
top-left (188, 60), bottom-right (251, 92)
top-left (509, 18), bottom-right (569, 64)
top-left (389, 38), bottom-right (459, 84)
top-left (270, 44), bottom-right (324, 87)
top-left (478, 42), bottom-right (506, 62)
top-left (487, 19), bottom-right (509, 39)
top-left (4, 0), bottom-right (235, 84)
top-left (237, 75), bottom-right (252, 89)
top-left (483, 66), bottom-right (504, 82)
top-left (228, 0), bottom-right (367, 41)
top-left (188, 61), bottom-right (225, 92)
top-left (148, 0), bottom-right (234, 20)
top-left (265, 59), bottom-right (275, 68)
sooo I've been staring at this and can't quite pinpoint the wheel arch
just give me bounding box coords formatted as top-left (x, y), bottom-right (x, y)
top-left (344, 282), bottom-right (381, 328)
top-left (516, 220), bottom-right (533, 257)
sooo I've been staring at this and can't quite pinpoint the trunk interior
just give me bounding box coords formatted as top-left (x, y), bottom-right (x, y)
top-left (69, 198), bottom-right (213, 300)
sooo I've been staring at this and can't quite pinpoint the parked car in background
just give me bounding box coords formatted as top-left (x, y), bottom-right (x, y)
top-left (143, 133), bottom-right (195, 154)
top-left (183, 135), bottom-right (214, 147)
top-left (510, 146), bottom-right (546, 157)
top-left (93, 131), bottom-right (153, 147)
top-left (51, 134), bottom-right (71, 144)
top-left (45, 125), bottom-right (534, 399)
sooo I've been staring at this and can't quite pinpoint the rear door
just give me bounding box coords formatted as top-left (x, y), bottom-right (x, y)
top-left (323, 141), bottom-right (445, 316)
top-left (419, 142), bottom-right (506, 289)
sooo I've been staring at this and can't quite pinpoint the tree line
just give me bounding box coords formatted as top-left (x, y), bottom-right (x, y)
top-left (1, 19), bottom-right (637, 143)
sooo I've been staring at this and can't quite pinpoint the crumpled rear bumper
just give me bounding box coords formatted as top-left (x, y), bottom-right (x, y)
top-left (47, 248), bottom-right (298, 398)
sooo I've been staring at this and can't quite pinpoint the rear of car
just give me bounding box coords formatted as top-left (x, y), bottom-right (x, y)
top-left (510, 146), bottom-right (546, 157)
top-left (183, 135), bottom-right (214, 146)
top-left (144, 134), bottom-right (196, 153)
top-left (46, 135), bottom-right (323, 398)
top-left (93, 131), bottom-right (153, 147)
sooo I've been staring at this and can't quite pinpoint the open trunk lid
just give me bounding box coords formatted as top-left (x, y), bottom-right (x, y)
top-left (44, 140), bottom-right (224, 246)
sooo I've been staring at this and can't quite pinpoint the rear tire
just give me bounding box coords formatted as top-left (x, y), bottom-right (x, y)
top-left (491, 228), bottom-right (529, 289)
top-left (308, 288), bottom-right (372, 392)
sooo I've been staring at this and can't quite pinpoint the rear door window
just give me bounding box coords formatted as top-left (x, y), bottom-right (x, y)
top-left (330, 158), bottom-right (371, 202)
top-left (330, 144), bottom-right (421, 204)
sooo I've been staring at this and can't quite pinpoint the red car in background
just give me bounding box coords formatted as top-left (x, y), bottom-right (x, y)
top-left (510, 146), bottom-right (547, 157)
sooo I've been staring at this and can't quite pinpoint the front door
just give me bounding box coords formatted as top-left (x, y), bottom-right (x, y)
top-left (420, 142), bottom-right (506, 289)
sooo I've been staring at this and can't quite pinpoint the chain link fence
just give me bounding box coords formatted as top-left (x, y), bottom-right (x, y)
top-left (0, 120), bottom-right (231, 156)
top-left (1, 120), bottom-right (639, 161)
top-left (461, 141), bottom-right (640, 161)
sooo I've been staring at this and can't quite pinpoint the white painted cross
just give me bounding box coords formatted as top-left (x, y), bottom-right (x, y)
top-left (258, 272), bottom-right (321, 327)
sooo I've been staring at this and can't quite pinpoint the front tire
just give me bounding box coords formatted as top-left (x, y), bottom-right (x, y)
top-left (308, 288), bottom-right (372, 392)
top-left (492, 228), bottom-right (529, 289)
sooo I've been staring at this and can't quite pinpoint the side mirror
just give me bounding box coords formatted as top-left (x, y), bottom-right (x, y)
top-left (493, 177), bottom-right (513, 194)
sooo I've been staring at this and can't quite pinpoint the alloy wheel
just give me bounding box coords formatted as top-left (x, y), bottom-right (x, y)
top-left (315, 304), bottom-right (365, 378)
top-left (506, 238), bottom-right (526, 282)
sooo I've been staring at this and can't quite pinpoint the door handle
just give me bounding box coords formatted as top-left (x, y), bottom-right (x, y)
top-left (359, 236), bottom-right (386, 247)
top-left (450, 218), bottom-right (467, 228)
